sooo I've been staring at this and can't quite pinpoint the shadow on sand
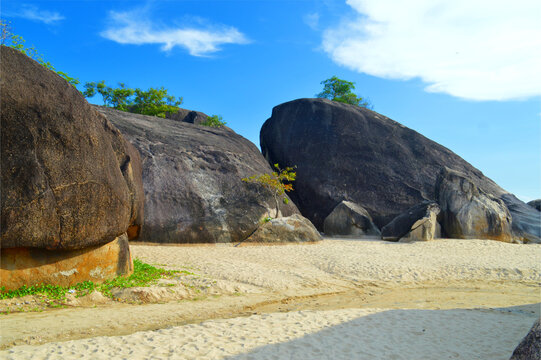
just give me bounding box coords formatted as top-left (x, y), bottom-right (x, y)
top-left (225, 304), bottom-right (540, 360)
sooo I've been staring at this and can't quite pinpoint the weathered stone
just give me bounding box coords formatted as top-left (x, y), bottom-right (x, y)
top-left (323, 201), bottom-right (380, 237)
top-left (98, 106), bottom-right (299, 244)
top-left (501, 195), bottom-right (541, 243)
top-left (260, 98), bottom-right (506, 230)
top-left (0, 46), bottom-right (144, 250)
top-left (65, 291), bottom-right (111, 306)
top-left (510, 318), bottom-right (540, 360)
top-left (527, 199), bottom-right (541, 211)
top-left (382, 202), bottom-right (441, 242)
top-left (0, 235), bottom-right (132, 290)
top-left (245, 214), bottom-right (322, 243)
top-left (111, 286), bottom-right (190, 303)
top-left (436, 168), bottom-right (514, 242)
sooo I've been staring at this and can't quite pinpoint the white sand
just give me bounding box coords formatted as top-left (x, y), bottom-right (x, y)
top-left (2, 239), bottom-right (540, 359)
top-left (2, 307), bottom-right (538, 359)
top-left (133, 238), bottom-right (541, 293)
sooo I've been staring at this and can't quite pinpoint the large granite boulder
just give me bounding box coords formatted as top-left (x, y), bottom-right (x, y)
top-left (381, 202), bottom-right (441, 242)
top-left (527, 199), bottom-right (541, 211)
top-left (323, 201), bottom-right (380, 237)
top-left (98, 106), bottom-right (299, 243)
top-left (436, 168), bottom-right (514, 242)
top-left (244, 214), bottom-right (322, 243)
top-left (260, 98), bottom-right (505, 230)
top-left (0, 47), bottom-right (143, 288)
top-left (260, 98), bottom-right (538, 241)
top-left (510, 318), bottom-right (540, 360)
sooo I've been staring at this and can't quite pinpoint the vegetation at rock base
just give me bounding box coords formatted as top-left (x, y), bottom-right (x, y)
top-left (0, 259), bottom-right (183, 301)
top-left (84, 81), bottom-right (183, 118)
top-left (1, 20), bottom-right (79, 87)
top-left (202, 114), bottom-right (227, 128)
top-left (317, 76), bottom-right (372, 109)
top-left (242, 164), bottom-right (296, 218)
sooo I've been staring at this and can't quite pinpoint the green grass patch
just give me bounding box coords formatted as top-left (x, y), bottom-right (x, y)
top-left (0, 259), bottom-right (182, 300)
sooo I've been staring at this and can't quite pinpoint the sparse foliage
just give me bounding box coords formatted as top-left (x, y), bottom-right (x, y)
top-left (83, 81), bottom-right (183, 118)
top-left (242, 164), bottom-right (296, 218)
top-left (1, 20), bottom-right (79, 87)
top-left (317, 76), bottom-right (372, 109)
top-left (202, 114), bottom-right (226, 128)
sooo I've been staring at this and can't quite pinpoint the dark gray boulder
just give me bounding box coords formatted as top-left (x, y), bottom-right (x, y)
top-left (260, 98), bottom-right (505, 230)
top-left (381, 202), bottom-right (441, 242)
top-left (436, 168), bottom-right (514, 242)
top-left (166, 109), bottom-right (233, 132)
top-left (510, 318), bottom-right (540, 360)
top-left (0, 46), bottom-right (144, 250)
top-left (98, 106), bottom-right (299, 243)
top-left (245, 214), bottom-right (322, 243)
top-left (527, 199), bottom-right (541, 211)
top-left (323, 201), bottom-right (380, 237)
top-left (166, 108), bottom-right (209, 125)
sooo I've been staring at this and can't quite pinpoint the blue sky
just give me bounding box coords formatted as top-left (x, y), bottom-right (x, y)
top-left (2, 0), bottom-right (540, 201)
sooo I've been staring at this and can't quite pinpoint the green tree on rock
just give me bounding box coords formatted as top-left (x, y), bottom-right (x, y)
top-left (201, 115), bottom-right (227, 128)
top-left (317, 76), bottom-right (372, 109)
top-left (83, 81), bottom-right (183, 118)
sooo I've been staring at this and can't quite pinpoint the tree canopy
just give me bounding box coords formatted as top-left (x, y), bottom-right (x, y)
top-left (83, 81), bottom-right (183, 118)
top-left (317, 76), bottom-right (372, 109)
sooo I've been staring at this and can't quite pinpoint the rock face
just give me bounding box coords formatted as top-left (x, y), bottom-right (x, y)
top-left (527, 199), bottom-right (541, 211)
top-left (1, 47), bottom-right (144, 250)
top-left (323, 201), bottom-right (380, 237)
top-left (245, 214), bottom-right (322, 243)
top-left (501, 195), bottom-right (541, 243)
top-left (436, 168), bottom-right (514, 242)
top-left (381, 202), bottom-right (441, 242)
top-left (260, 98), bottom-right (506, 230)
top-left (98, 106), bottom-right (299, 243)
top-left (0, 235), bottom-right (132, 291)
top-left (510, 318), bottom-right (540, 360)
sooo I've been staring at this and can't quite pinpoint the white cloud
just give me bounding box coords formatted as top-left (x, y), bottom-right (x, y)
top-left (322, 0), bottom-right (541, 101)
top-left (303, 12), bottom-right (320, 30)
top-left (6, 4), bottom-right (64, 24)
top-left (101, 10), bottom-right (249, 57)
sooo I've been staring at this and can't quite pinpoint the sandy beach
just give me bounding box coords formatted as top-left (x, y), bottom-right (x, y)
top-left (1, 238), bottom-right (540, 359)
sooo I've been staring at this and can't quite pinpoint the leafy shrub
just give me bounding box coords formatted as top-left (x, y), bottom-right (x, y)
top-left (202, 114), bottom-right (227, 128)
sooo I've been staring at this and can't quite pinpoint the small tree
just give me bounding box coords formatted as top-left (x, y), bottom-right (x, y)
top-left (242, 164), bottom-right (296, 218)
top-left (202, 114), bottom-right (226, 128)
top-left (317, 76), bottom-right (372, 109)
